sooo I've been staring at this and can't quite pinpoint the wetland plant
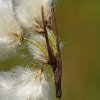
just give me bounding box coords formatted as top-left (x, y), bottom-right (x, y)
top-left (0, 0), bottom-right (62, 99)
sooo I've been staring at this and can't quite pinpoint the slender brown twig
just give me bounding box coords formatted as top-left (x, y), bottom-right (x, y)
top-left (51, 6), bottom-right (62, 98)
top-left (41, 6), bottom-right (57, 70)
top-left (41, 5), bottom-right (62, 98)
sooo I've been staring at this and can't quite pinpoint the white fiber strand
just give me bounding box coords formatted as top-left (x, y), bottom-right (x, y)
top-left (0, 67), bottom-right (50, 100)
top-left (28, 33), bottom-right (49, 63)
top-left (0, 0), bottom-right (22, 59)
top-left (13, 0), bottom-right (55, 32)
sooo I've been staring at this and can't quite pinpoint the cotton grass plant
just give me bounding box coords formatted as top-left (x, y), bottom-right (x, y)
top-left (0, 0), bottom-right (22, 59)
top-left (0, 0), bottom-right (62, 99)
top-left (12, 0), bottom-right (56, 32)
top-left (0, 66), bottom-right (50, 100)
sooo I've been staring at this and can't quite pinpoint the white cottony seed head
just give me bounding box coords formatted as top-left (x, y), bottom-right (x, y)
top-left (13, 0), bottom-right (55, 32)
top-left (0, 0), bottom-right (22, 59)
top-left (0, 66), bottom-right (50, 100)
top-left (28, 33), bottom-right (49, 63)
top-left (27, 28), bottom-right (57, 63)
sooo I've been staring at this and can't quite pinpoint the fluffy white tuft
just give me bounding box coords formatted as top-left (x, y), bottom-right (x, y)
top-left (13, 0), bottom-right (55, 31)
top-left (0, 66), bottom-right (50, 100)
top-left (27, 28), bottom-right (58, 63)
top-left (0, 0), bottom-right (22, 59)
top-left (28, 33), bottom-right (49, 63)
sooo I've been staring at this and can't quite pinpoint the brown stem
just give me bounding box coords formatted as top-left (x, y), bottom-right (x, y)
top-left (41, 6), bottom-right (57, 70)
top-left (41, 5), bottom-right (62, 98)
top-left (51, 7), bottom-right (62, 98)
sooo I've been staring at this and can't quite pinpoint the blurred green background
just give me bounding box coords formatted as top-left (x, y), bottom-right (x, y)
top-left (0, 0), bottom-right (100, 100)
top-left (56, 0), bottom-right (100, 100)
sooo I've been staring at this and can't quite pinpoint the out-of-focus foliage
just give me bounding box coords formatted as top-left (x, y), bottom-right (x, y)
top-left (57, 0), bottom-right (100, 100)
